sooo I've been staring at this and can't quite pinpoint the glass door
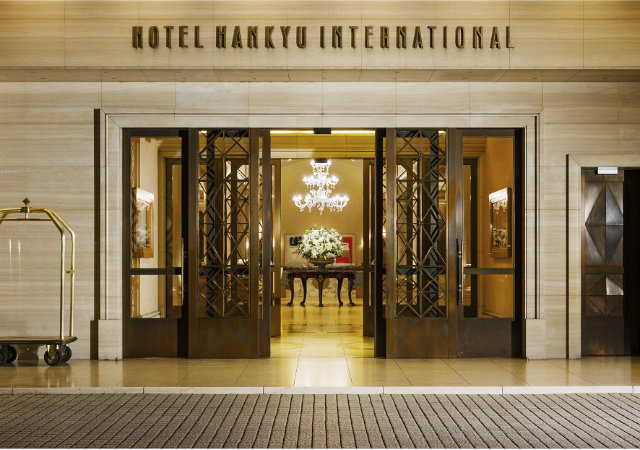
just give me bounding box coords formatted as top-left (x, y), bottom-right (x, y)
top-left (123, 130), bottom-right (188, 358)
top-left (454, 129), bottom-right (523, 357)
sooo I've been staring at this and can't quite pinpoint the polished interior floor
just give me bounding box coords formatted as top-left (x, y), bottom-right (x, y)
top-left (272, 298), bottom-right (373, 359)
top-left (1, 298), bottom-right (640, 388)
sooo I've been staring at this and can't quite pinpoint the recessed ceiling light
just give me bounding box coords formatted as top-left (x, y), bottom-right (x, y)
top-left (270, 130), bottom-right (314, 135)
top-left (331, 130), bottom-right (375, 135)
top-left (596, 167), bottom-right (618, 175)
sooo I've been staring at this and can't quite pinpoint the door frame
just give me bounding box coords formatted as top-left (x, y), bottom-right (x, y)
top-left (122, 126), bottom-right (523, 359)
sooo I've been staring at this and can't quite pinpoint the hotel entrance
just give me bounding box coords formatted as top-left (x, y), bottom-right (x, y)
top-left (122, 128), bottom-right (523, 359)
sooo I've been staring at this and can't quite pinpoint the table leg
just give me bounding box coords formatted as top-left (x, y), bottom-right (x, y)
top-left (300, 278), bottom-right (308, 306)
top-left (337, 278), bottom-right (344, 307)
top-left (286, 275), bottom-right (294, 306)
top-left (348, 275), bottom-right (356, 306)
top-left (317, 275), bottom-right (325, 307)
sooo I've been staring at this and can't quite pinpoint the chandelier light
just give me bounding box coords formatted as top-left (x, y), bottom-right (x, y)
top-left (293, 159), bottom-right (349, 214)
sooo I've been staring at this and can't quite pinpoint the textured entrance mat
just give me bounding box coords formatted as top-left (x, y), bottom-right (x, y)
top-left (1, 393), bottom-right (640, 448)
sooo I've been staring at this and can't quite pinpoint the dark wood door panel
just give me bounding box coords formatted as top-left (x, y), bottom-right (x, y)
top-left (124, 320), bottom-right (179, 358)
top-left (386, 318), bottom-right (449, 358)
top-left (192, 319), bottom-right (259, 358)
top-left (456, 318), bottom-right (512, 357)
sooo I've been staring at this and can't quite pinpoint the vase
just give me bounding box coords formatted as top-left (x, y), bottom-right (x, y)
top-left (307, 257), bottom-right (335, 268)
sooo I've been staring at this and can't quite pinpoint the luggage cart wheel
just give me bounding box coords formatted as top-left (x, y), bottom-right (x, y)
top-left (6, 346), bottom-right (17, 364)
top-left (0, 348), bottom-right (7, 365)
top-left (60, 346), bottom-right (72, 363)
top-left (44, 347), bottom-right (62, 366)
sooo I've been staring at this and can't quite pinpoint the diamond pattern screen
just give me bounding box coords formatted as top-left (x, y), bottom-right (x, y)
top-left (394, 130), bottom-right (447, 318)
top-left (199, 130), bottom-right (251, 318)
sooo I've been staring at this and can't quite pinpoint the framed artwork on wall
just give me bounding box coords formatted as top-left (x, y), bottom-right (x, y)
top-left (336, 234), bottom-right (355, 264)
top-left (133, 187), bottom-right (154, 258)
top-left (489, 187), bottom-right (511, 258)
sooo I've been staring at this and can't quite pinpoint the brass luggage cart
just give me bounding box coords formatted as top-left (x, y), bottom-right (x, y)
top-left (0, 199), bottom-right (77, 366)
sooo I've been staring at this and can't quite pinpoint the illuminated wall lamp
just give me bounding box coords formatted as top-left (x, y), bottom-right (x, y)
top-left (596, 167), bottom-right (618, 175)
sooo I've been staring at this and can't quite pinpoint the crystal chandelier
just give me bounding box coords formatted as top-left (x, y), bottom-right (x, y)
top-left (293, 159), bottom-right (349, 214)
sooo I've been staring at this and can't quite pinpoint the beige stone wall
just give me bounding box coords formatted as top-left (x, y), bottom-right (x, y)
top-left (1, 0), bottom-right (640, 72)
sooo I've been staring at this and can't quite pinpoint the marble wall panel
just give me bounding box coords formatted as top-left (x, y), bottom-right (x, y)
top-left (524, 318), bottom-right (547, 358)
top-left (543, 82), bottom-right (619, 124)
top-left (175, 82), bottom-right (249, 114)
top-left (101, 82), bottom-right (176, 112)
top-left (248, 82), bottom-right (323, 114)
top-left (584, 1), bottom-right (640, 20)
top-left (618, 83), bottom-right (640, 124)
top-left (508, 19), bottom-right (583, 69)
top-left (469, 82), bottom-right (542, 113)
top-left (510, 0), bottom-right (583, 20)
top-left (584, 21), bottom-right (640, 68)
top-left (322, 82), bottom-right (397, 115)
top-left (0, 19), bottom-right (65, 67)
top-left (64, 20), bottom-right (141, 68)
top-left (396, 82), bottom-right (471, 114)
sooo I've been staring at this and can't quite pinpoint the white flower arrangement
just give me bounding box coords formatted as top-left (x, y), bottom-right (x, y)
top-left (296, 226), bottom-right (343, 260)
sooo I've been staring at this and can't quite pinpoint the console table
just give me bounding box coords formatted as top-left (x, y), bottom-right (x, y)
top-left (283, 265), bottom-right (362, 307)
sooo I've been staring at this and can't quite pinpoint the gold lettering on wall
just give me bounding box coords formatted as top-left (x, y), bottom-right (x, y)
top-left (281, 26), bottom-right (290, 48)
top-left (131, 24), bottom-right (515, 51)
top-left (232, 26), bottom-right (242, 48)
top-left (490, 26), bottom-right (500, 48)
top-left (349, 26), bottom-right (358, 48)
top-left (148, 26), bottom-right (159, 48)
top-left (248, 26), bottom-right (258, 48)
top-left (216, 26), bottom-right (226, 48)
top-left (164, 26), bottom-right (173, 48)
top-left (455, 26), bottom-right (464, 48)
top-left (473, 26), bottom-right (482, 49)
top-left (396, 26), bottom-right (406, 49)
top-left (194, 26), bottom-right (203, 48)
top-left (132, 25), bottom-right (143, 48)
top-left (380, 26), bottom-right (389, 48)
top-left (178, 25), bottom-right (188, 48)
top-left (365, 26), bottom-right (373, 48)
top-left (296, 26), bottom-right (307, 48)
top-left (265, 26), bottom-right (275, 48)
top-left (412, 26), bottom-right (423, 48)
top-left (427, 26), bottom-right (435, 48)
top-left (332, 26), bottom-right (342, 48)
